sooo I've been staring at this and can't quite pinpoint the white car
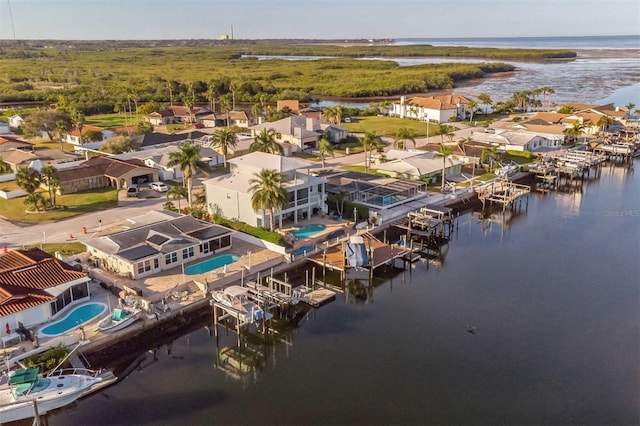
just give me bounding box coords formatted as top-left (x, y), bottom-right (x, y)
top-left (149, 182), bottom-right (169, 192)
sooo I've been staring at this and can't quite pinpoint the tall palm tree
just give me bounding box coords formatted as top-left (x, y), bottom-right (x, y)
top-left (394, 127), bottom-right (415, 150)
top-left (40, 164), bottom-right (60, 208)
top-left (566, 121), bottom-right (585, 144)
top-left (70, 108), bottom-right (85, 145)
top-left (435, 143), bottom-right (455, 192)
top-left (318, 135), bottom-right (334, 168)
top-left (481, 146), bottom-right (499, 172)
top-left (15, 166), bottom-right (41, 195)
top-left (249, 169), bottom-right (288, 231)
top-left (541, 87), bottom-right (555, 111)
top-left (250, 128), bottom-right (283, 155)
top-left (360, 131), bottom-right (380, 173)
top-left (322, 106), bottom-right (336, 124)
top-left (478, 92), bottom-right (493, 115)
top-left (166, 185), bottom-right (188, 210)
top-left (467, 101), bottom-right (477, 122)
top-left (210, 128), bottom-right (238, 168)
top-left (167, 142), bottom-right (209, 208)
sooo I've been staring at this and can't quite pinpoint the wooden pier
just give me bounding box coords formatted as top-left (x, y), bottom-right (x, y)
top-left (474, 179), bottom-right (531, 211)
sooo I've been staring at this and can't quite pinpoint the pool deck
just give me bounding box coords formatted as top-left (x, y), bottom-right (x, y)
top-left (1, 215), bottom-right (359, 369)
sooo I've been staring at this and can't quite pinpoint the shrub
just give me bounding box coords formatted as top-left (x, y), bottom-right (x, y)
top-left (23, 343), bottom-right (70, 372)
top-left (214, 217), bottom-right (286, 246)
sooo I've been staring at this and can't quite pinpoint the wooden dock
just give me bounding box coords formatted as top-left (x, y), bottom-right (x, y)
top-left (474, 179), bottom-right (531, 211)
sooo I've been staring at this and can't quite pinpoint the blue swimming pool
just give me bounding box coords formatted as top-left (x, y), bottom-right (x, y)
top-left (39, 302), bottom-right (107, 337)
top-left (291, 224), bottom-right (326, 239)
top-left (185, 253), bottom-right (240, 275)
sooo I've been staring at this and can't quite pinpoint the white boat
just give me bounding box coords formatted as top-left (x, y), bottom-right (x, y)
top-left (212, 285), bottom-right (270, 323)
top-left (0, 367), bottom-right (103, 423)
top-left (96, 307), bottom-right (142, 333)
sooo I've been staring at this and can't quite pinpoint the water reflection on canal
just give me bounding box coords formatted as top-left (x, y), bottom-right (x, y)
top-left (51, 160), bottom-right (639, 426)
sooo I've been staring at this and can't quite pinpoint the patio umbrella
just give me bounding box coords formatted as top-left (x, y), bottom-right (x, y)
top-left (5, 323), bottom-right (10, 334)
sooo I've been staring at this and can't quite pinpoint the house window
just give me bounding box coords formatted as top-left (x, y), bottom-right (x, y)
top-left (201, 241), bottom-right (214, 254)
top-left (220, 235), bottom-right (231, 249)
top-left (137, 259), bottom-right (152, 274)
top-left (182, 247), bottom-right (194, 260)
top-left (165, 252), bottom-right (178, 265)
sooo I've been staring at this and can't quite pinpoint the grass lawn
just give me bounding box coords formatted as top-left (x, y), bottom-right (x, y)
top-left (0, 180), bottom-right (21, 192)
top-left (0, 187), bottom-right (118, 223)
top-left (23, 242), bottom-right (87, 256)
top-left (86, 113), bottom-right (129, 128)
top-left (342, 116), bottom-right (439, 138)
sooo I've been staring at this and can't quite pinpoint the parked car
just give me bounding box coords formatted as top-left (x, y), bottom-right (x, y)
top-left (149, 182), bottom-right (169, 192)
top-left (126, 185), bottom-right (139, 197)
top-left (193, 123), bottom-right (204, 129)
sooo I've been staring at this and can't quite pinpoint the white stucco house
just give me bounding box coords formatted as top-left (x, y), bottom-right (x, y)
top-left (390, 95), bottom-right (472, 123)
top-left (249, 116), bottom-right (348, 153)
top-left (8, 115), bottom-right (24, 128)
top-left (203, 152), bottom-right (327, 228)
top-left (375, 149), bottom-right (464, 183)
top-left (64, 125), bottom-right (114, 146)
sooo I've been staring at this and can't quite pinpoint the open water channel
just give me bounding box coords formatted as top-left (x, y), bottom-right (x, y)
top-left (45, 159), bottom-right (639, 425)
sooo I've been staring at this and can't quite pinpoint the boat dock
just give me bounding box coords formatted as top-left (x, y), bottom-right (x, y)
top-left (474, 179), bottom-right (531, 211)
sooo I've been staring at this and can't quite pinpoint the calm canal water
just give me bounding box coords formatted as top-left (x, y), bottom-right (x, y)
top-left (51, 161), bottom-right (639, 426)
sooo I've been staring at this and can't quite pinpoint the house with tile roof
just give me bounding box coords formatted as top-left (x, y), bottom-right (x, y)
top-left (130, 130), bottom-right (210, 150)
top-left (83, 210), bottom-right (233, 280)
top-left (390, 95), bottom-right (472, 123)
top-left (63, 125), bottom-right (114, 146)
top-left (203, 151), bottom-right (326, 227)
top-left (249, 116), bottom-right (347, 153)
top-left (57, 156), bottom-right (159, 194)
top-left (0, 248), bottom-right (91, 331)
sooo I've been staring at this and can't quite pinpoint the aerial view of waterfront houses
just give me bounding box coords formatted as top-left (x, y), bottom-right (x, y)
top-left (1, 44), bottom-right (639, 424)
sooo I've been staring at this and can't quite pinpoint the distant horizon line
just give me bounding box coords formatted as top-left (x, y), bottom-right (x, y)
top-left (1, 34), bottom-right (638, 42)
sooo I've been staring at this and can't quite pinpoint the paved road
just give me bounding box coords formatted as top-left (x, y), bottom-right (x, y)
top-left (0, 193), bottom-right (172, 249)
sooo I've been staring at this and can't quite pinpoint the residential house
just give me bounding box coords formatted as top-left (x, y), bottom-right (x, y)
top-left (203, 152), bottom-right (326, 228)
top-left (319, 168), bottom-right (426, 210)
top-left (390, 95), bottom-right (472, 123)
top-left (0, 248), bottom-right (91, 331)
top-left (64, 125), bottom-right (114, 146)
top-left (83, 210), bottom-right (233, 280)
top-left (249, 116), bottom-right (347, 153)
top-left (489, 119), bottom-right (566, 150)
top-left (144, 106), bottom-right (209, 125)
top-left (374, 149), bottom-right (464, 183)
top-left (8, 115), bottom-right (24, 128)
top-left (114, 145), bottom-right (223, 181)
top-left (199, 111), bottom-right (251, 128)
top-left (56, 156), bottom-right (159, 194)
top-left (277, 100), bottom-right (300, 113)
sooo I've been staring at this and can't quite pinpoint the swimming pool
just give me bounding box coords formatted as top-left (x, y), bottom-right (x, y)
top-left (291, 224), bottom-right (326, 239)
top-left (185, 253), bottom-right (240, 275)
top-left (39, 302), bottom-right (107, 337)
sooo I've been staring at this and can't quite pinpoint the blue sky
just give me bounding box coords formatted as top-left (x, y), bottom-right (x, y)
top-left (1, 0), bottom-right (639, 40)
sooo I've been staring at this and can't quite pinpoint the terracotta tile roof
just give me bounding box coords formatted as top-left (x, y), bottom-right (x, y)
top-left (0, 248), bottom-right (86, 316)
top-left (407, 94), bottom-right (472, 110)
top-left (530, 112), bottom-right (569, 124)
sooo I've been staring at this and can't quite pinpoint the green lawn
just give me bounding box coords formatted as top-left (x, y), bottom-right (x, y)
top-left (85, 113), bottom-right (129, 128)
top-left (342, 116), bottom-right (442, 138)
top-left (0, 187), bottom-right (118, 222)
top-left (23, 242), bottom-right (87, 256)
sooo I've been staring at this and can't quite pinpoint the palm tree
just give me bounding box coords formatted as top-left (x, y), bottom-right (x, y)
top-left (438, 124), bottom-right (451, 143)
top-left (566, 121), bottom-right (585, 144)
top-left (70, 108), bottom-right (85, 144)
top-left (333, 105), bottom-right (344, 125)
top-left (597, 115), bottom-right (614, 133)
top-left (24, 192), bottom-right (45, 213)
top-left (250, 128), bottom-right (283, 155)
top-left (481, 146), bottom-right (499, 172)
top-left (467, 101), bottom-right (477, 122)
top-left (322, 106), bottom-right (336, 124)
top-left (394, 127), bottom-right (415, 150)
top-left (360, 131), bottom-right (380, 173)
top-left (167, 142), bottom-right (209, 209)
top-left (435, 143), bottom-right (455, 192)
top-left (329, 190), bottom-right (349, 218)
top-left (15, 166), bottom-right (41, 195)
top-left (40, 164), bottom-right (60, 208)
top-left (0, 158), bottom-right (10, 175)
top-left (478, 92), bottom-right (493, 115)
top-left (249, 169), bottom-right (288, 231)
top-left (166, 185), bottom-right (188, 210)
top-left (210, 128), bottom-right (238, 168)
top-left (540, 87), bottom-right (555, 111)
top-left (318, 134), bottom-right (334, 168)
